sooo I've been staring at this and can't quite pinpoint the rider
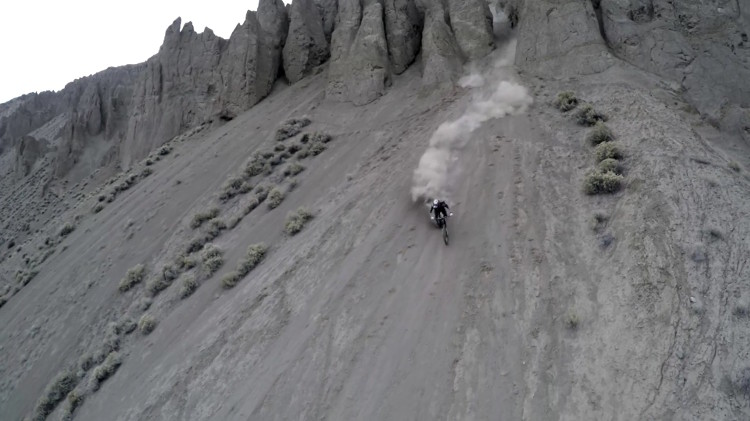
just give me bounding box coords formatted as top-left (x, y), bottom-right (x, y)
top-left (430, 199), bottom-right (451, 225)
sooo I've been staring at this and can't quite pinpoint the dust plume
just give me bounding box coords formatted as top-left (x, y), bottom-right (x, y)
top-left (410, 40), bottom-right (533, 202)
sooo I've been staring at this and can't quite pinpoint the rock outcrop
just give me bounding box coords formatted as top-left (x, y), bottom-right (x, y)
top-left (514, 0), bottom-right (614, 76)
top-left (598, 0), bottom-right (750, 136)
top-left (347, 1), bottom-right (392, 105)
top-left (417, 1), bottom-right (465, 86)
top-left (384, 0), bottom-right (423, 74)
top-left (259, 0), bottom-right (290, 80)
top-left (314, 0), bottom-right (338, 42)
top-left (326, 0), bottom-right (363, 101)
top-left (2, 0), bottom-right (508, 184)
top-left (447, 0), bottom-right (494, 60)
top-left (283, 0), bottom-right (330, 83)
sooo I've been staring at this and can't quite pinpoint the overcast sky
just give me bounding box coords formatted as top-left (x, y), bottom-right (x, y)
top-left (0, 1), bottom-right (290, 103)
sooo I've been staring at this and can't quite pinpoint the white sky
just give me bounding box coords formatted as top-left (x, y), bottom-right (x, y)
top-left (0, 1), bottom-right (290, 104)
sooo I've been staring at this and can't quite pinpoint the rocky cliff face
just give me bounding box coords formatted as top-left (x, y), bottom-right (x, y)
top-left (512, 0), bottom-right (750, 140)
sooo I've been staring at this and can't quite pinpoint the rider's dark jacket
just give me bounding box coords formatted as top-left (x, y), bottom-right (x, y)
top-left (430, 201), bottom-right (450, 218)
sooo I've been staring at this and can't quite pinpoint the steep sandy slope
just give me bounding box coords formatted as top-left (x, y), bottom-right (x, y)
top-left (2, 34), bottom-right (749, 420)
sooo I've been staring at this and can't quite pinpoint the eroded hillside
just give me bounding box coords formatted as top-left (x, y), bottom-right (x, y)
top-left (1, 1), bottom-right (749, 420)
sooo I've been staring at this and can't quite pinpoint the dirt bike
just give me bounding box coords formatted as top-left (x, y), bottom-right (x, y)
top-left (430, 212), bottom-right (453, 246)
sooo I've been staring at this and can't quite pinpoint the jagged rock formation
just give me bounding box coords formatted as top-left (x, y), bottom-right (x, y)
top-left (348, 2), bottom-right (392, 105)
top-left (326, 0), bottom-right (364, 101)
top-left (14, 136), bottom-right (47, 178)
top-left (2, 0), bottom-right (504, 187)
top-left (283, 0), bottom-right (330, 83)
top-left (314, 0), bottom-right (338, 42)
top-left (515, 0), bottom-right (614, 76)
top-left (384, 0), bottom-right (422, 74)
top-left (417, 0), bottom-right (465, 86)
top-left (447, 0), bottom-right (495, 60)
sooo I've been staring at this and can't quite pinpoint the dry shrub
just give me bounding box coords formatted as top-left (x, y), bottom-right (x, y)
top-left (275, 117), bottom-right (312, 141)
top-left (584, 171), bottom-right (624, 195)
top-left (598, 158), bottom-right (622, 174)
top-left (221, 271), bottom-right (241, 289)
top-left (88, 352), bottom-right (122, 392)
top-left (576, 104), bottom-right (607, 126)
top-left (586, 121), bottom-right (613, 145)
top-left (59, 223), bottom-right (75, 237)
top-left (284, 207), bottom-right (315, 235)
top-left (190, 208), bottom-right (220, 229)
top-left (32, 370), bottom-right (79, 421)
top-left (118, 264), bottom-right (146, 292)
top-left (138, 314), bottom-right (157, 334)
top-left (179, 275), bottom-right (199, 298)
top-left (237, 243), bottom-right (268, 277)
top-left (267, 188), bottom-right (285, 209)
top-left (283, 162), bottom-right (305, 177)
top-left (554, 91), bottom-right (578, 112)
top-left (594, 141), bottom-right (623, 162)
top-left (308, 141), bottom-right (327, 156)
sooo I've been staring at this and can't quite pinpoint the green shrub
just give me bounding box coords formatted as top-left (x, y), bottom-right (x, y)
top-left (554, 91), bottom-right (578, 112)
top-left (309, 141), bottom-right (327, 156)
top-left (238, 243), bottom-right (268, 277)
top-left (62, 387), bottom-right (85, 420)
top-left (32, 370), bottom-right (79, 421)
top-left (301, 132), bottom-right (332, 144)
top-left (59, 223), bottom-right (75, 237)
top-left (598, 158), bottom-right (622, 174)
top-left (204, 257), bottom-right (224, 275)
top-left (118, 264), bottom-right (146, 292)
top-left (283, 162), bottom-right (305, 177)
top-left (186, 236), bottom-right (209, 254)
top-left (565, 311), bottom-right (580, 330)
top-left (244, 197), bottom-right (260, 215)
top-left (92, 203), bottom-right (105, 214)
top-left (219, 177), bottom-right (252, 202)
top-left (221, 271), bottom-right (241, 289)
top-left (254, 184), bottom-right (270, 202)
top-left (15, 269), bottom-right (39, 286)
top-left (729, 161), bottom-right (741, 172)
top-left (274, 143), bottom-right (286, 152)
top-left (586, 121), bottom-right (613, 145)
top-left (296, 146), bottom-right (310, 159)
top-left (158, 145), bottom-right (172, 156)
top-left (138, 314), bottom-right (157, 334)
top-left (202, 244), bottom-right (224, 275)
top-left (179, 275), bottom-right (198, 298)
top-left (190, 208), bottom-right (220, 229)
top-left (206, 219), bottom-right (227, 238)
top-left (287, 143), bottom-right (302, 154)
top-left (576, 104), bottom-right (607, 126)
top-left (244, 157), bottom-right (266, 177)
top-left (275, 117), bottom-right (312, 141)
top-left (267, 188), bottom-right (285, 209)
top-left (175, 254), bottom-right (197, 270)
top-left (584, 171), bottom-right (624, 195)
top-left (89, 352), bottom-right (122, 391)
top-left (284, 207), bottom-right (315, 235)
top-left (140, 167), bottom-right (153, 178)
top-left (202, 244), bottom-right (222, 260)
top-left (119, 317), bottom-right (137, 334)
top-left (594, 141), bottom-right (623, 162)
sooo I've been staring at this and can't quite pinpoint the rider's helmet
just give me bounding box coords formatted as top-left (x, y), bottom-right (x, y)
top-left (433, 199), bottom-right (439, 205)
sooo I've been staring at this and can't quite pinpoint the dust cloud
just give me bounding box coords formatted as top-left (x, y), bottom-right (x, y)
top-left (410, 40), bottom-right (533, 203)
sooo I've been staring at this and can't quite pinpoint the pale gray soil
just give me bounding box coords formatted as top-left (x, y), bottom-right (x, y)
top-left (1, 46), bottom-right (749, 421)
